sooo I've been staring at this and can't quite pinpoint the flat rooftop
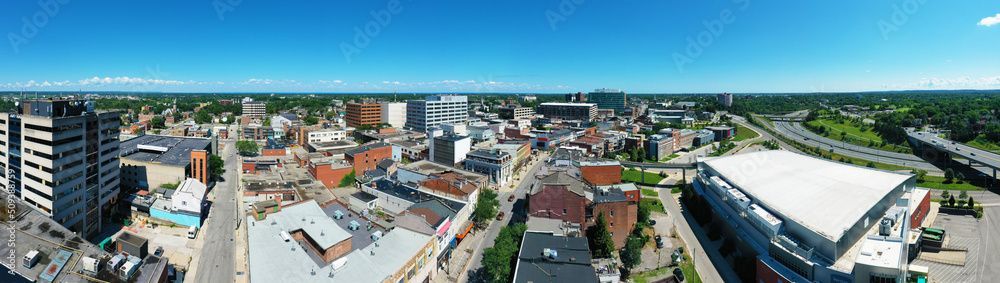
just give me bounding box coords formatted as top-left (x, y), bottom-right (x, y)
top-left (120, 135), bottom-right (212, 166)
top-left (247, 200), bottom-right (353, 283)
top-left (513, 232), bottom-right (598, 283)
top-left (701, 150), bottom-right (912, 242)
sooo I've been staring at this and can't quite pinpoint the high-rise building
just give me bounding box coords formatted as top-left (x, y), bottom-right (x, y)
top-left (587, 88), bottom-right (627, 114)
top-left (565, 92), bottom-right (586, 102)
top-left (241, 99), bottom-right (266, 118)
top-left (405, 95), bottom-right (469, 132)
top-left (717, 92), bottom-right (733, 107)
top-left (380, 102), bottom-right (407, 129)
top-left (498, 106), bottom-right (534, 120)
top-left (429, 133), bottom-right (471, 167)
top-left (536, 102), bottom-right (597, 121)
top-left (0, 98), bottom-right (121, 238)
top-left (346, 101), bottom-right (383, 128)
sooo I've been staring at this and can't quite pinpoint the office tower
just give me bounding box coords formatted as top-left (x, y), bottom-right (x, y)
top-left (380, 102), bottom-right (407, 128)
top-left (346, 101), bottom-right (383, 128)
top-left (536, 102), bottom-right (598, 121)
top-left (242, 100), bottom-right (266, 118)
top-left (717, 92), bottom-right (733, 107)
top-left (587, 88), bottom-right (627, 114)
top-left (405, 95), bottom-right (469, 132)
top-left (0, 98), bottom-right (121, 238)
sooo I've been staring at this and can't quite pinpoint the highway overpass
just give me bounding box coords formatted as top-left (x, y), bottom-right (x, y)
top-left (908, 130), bottom-right (1000, 179)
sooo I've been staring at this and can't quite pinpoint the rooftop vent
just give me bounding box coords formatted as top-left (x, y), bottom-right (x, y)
top-left (542, 248), bottom-right (558, 260)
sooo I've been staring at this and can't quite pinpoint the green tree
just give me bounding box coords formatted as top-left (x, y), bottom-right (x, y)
top-left (940, 190), bottom-right (950, 199)
top-left (968, 196), bottom-right (975, 208)
top-left (208, 155), bottom-right (225, 181)
top-left (303, 115), bottom-right (319, 125)
top-left (619, 234), bottom-right (644, 271)
top-left (338, 170), bottom-right (356, 187)
top-left (944, 168), bottom-right (955, 183)
top-left (236, 140), bottom-right (259, 156)
top-left (473, 190), bottom-right (500, 228)
top-left (480, 223), bottom-right (527, 283)
top-left (637, 200), bottom-right (651, 226)
top-left (194, 110), bottom-right (213, 124)
top-left (949, 195), bottom-right (956, 207)
top-left (150, 116), bottom-right (166, 129)
top-left (959, 190), bottom-right (968, 200)
top-left (587, 213), bottom-right (616, 258)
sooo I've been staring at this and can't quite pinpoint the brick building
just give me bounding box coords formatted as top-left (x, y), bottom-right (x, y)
top-left (344, 142), bottom-right (393, 175)
top-left (345, 101), bottom-right (382, 128)
top-left (527, 184), bottom-right (588, 226)
top-left (578, 160), bottom-right (622, 186)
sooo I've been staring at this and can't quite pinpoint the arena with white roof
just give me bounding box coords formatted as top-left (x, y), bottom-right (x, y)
top-left (694, 150), bottom-right (916, 282)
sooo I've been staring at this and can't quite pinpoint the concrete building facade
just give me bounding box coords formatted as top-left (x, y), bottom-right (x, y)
top-left (0, 98), bottom-right (121, 238)
top-left (380, 102), bottom-right (407, 129)
top-left (536, 103), bottom-right (597, 121)
top-left (405, 95), bottom-right (469, 132)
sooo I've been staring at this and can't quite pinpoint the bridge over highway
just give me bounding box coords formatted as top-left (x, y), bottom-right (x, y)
top-left (908, 130), bottom-right (1000, 179)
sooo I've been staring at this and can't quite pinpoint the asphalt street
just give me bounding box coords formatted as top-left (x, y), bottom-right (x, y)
top-left (461, 151), bottom-right (548, 282)
top-left (192, 139), bottom-right (237, 283)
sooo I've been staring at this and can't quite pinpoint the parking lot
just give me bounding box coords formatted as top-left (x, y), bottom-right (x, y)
top-left (911, 211), bottom-right (994, 283)
top-left (125, 224), bottom-right (199, 270)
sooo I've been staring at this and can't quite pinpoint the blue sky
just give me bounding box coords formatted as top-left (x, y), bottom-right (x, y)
top-left (2, 0), bottom-right (999, 93)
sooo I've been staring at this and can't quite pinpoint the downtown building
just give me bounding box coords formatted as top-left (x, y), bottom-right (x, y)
top-left (587, 88), bottom-right (627, 114)
top-left (693, 150), bottom-right (917, 282)
top-left (536, 102), bottom-right (597, 121)
top-left (380, 102), bottom-right (407, 129)
top-left (346, 100), bottom-right (383, 128)
top-left (405, 95), bottom-right (469, 132)
top-left (242, 98), bottom-right (266, 118)
top-left (0, 98), bottom-right (121, 238)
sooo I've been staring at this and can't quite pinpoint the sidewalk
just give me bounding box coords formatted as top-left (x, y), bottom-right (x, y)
top-left (658, 188), bottom-right (729, 283)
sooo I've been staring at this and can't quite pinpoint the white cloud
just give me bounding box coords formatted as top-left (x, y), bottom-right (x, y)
top-left (979, 13), bottom-right (1000, 27)
top-left (78, 76), bottom-right (188, 86)
top-left (917, 76), bottom-right (1000, 89)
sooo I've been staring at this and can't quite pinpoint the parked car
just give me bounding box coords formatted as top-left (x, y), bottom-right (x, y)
top-left (508, 195), bottom-right (515, 202)
top-left (496, 211), bottom-right (505, 221)
top-left (648, 219), bottom-right (657, 226)
top-left (656, 236), bottom-right (665, 249)
top-left (673, 268), bottom-right (685, 282)
top-left (153, 246), bottom-right (164, 257)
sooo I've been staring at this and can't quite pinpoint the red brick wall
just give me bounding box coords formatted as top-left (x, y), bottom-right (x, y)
top-left (262, 148), bottom-right (287, 157)
top-left (242, 162), bottom-right (257, 174)
top-left (911, 191), bottom-right (931, 229)
top-left (346, 145), bottom-right (392, 175)
top-left (580, 165), bottom-right (622, 186)
top-left (590, 201), bottom-right (637, 248)
top-left (528, 185), bottom-right (588, 225)
top-left (310, 164), bottom-right (353, 188)
top-left (756, 258), bottom-right (791, 283)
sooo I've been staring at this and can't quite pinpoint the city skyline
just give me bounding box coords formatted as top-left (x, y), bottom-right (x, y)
top-left (2, 1), bottom-right (999, 93)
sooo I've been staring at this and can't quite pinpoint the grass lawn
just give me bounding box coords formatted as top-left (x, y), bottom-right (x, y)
top-left (805, 118), bottom-right (910, 153)
top-left (671, 187), bottom-right (682, 194)
top-left (918, 175), bottom-right (983, 191)
top-left (640, 198), bottom-right (666, 214)
top-left (967, 136), bottom-right (1000, 154)
top-left (679, 256), bottom-right (702, 283)
top-left (661, 153), bottom-right (680, 162)
top-left (732, 124), bottom-right (760, 142)
top-left (623, 169), bottom-right (665, 185)
top-left (641, 188), bottom-right (659, 197)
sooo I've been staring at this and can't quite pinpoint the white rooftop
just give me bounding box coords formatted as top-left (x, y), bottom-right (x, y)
top-left (702, 150), bottom-right (912, 242)
top-left (854, 237), bottom-right (905, 269)
top-left (330, 227), bottom-right (432, 282)
top-left (248, 200), bottom-right (353, 283)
